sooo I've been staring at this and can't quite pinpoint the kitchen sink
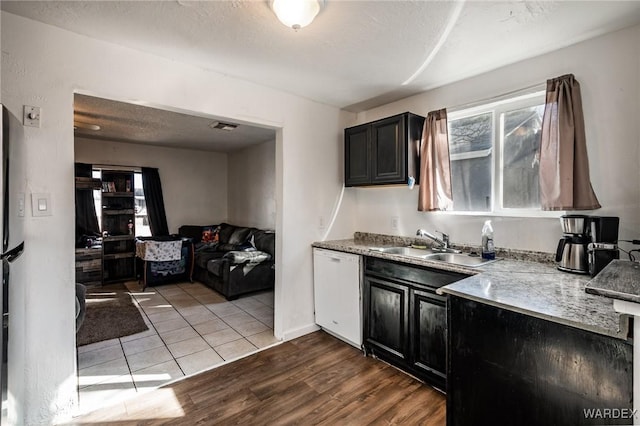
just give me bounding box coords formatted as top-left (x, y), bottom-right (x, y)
top-left (368, 246), bottom-right (431, 257)
top-left (368, 246), bottom-right (499, 267)
top-left (423, 252), bottom-right (499, 267)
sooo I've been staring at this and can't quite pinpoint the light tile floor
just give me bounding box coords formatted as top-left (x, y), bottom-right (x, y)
top-left (76, 281), bottom-right (278, 415)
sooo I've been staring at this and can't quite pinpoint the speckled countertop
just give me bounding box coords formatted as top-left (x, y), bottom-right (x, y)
top-left (313, 233), bottom-right (629, 340)
top-left (585, 260), bottom-right (640, 303)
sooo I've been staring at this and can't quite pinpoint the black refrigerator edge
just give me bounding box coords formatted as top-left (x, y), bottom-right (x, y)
top-left (0, 105), bottom-right (25, 425)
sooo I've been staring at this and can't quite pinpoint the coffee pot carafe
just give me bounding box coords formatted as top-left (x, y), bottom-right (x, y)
top-left (556, 214), bottom-right (590, 274)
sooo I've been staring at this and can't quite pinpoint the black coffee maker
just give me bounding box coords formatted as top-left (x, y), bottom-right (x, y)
top-left (587, 216), bottom-right (620, 277)
top-left (556, 215), bottom-right (619, 276)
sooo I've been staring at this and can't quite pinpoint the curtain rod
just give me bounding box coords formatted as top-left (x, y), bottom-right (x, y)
top-left (447, 82), bottom-right (546, 113)
top-left (92, 164), bottom-right (142, 172)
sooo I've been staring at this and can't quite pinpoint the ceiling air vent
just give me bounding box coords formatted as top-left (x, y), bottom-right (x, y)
top-left (209, 121), bottom-right (238, 131)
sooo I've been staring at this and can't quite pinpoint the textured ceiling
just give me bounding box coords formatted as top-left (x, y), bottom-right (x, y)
top-left (74, 94), bottom-right (275, 152)
top-left (5, 1), bottom-right (640, 151)
top-left (5, 1), bottom-right (640, 112)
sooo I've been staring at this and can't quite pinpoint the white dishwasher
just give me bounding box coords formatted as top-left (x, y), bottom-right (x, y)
top-left (313, 248), bottom-right (362, 348)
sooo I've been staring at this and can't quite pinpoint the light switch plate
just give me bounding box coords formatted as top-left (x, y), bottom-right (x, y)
top-left (31, 193), bottom-right (52, 217)
top-left (23, 106), bottom-right (41, 127)
top-left (17, 193), bottom-right (25, 217)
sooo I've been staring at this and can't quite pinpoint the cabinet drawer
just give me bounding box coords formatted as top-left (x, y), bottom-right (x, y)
top-left (365, 256), bottom-right (468, 289)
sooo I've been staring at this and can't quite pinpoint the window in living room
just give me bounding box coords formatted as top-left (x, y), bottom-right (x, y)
top-left (134, 172), bottom-right (151, 237)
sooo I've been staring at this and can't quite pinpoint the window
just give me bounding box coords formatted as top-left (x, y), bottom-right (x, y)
top-left (134, 172), bottom-right (151, 237)
top-left (92, 169), bottom-right (151, 237)
top-left (447, 91), bottom-right (546, 215)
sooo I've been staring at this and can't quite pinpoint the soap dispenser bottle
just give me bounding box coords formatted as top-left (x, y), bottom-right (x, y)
top-left (482, 220), bottom-right (495, 260)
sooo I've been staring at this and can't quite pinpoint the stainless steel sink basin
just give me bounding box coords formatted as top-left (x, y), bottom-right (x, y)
top-left (368, 246), bottom-right (499, 267)
top-left (423, 252), bottom-right (498, 267)
top-left (368, 246), bottom-right (431, 257)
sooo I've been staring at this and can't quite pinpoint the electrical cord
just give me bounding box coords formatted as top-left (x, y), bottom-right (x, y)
top-left (619, 246), bottom-right (640, 262)
top-left (619, 239), bottom-right (640, 245)
top-left (618, 240), bottom-right (640, 261)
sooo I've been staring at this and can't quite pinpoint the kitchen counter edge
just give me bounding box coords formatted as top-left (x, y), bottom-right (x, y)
top-left (312, 239), bottom-right (630, 340)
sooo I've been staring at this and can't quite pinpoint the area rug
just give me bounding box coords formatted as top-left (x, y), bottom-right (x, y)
top-left (76, 283), bottom-right (148, 346)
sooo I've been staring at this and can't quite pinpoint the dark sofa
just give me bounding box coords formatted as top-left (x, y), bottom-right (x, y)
top-left (178, 223), bottom-right (275, 300)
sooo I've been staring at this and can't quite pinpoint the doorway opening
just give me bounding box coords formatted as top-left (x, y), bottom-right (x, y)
top-left (73, 92), bottom-right (280, 413)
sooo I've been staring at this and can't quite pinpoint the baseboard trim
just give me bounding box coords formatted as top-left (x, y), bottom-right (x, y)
top-left (281, 323), bottom-right (320, 341)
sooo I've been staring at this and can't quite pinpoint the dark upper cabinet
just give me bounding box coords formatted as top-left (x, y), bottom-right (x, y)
top-left (345, 112), bottom-right (425, 187)
top-left (344, 125), bottom-right (371, 186)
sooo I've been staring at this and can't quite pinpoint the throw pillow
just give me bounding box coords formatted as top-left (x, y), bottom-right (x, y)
top-left (201, 226), bottom-right (221, 243)
top-left (201, 227), bottom-right (214, 243)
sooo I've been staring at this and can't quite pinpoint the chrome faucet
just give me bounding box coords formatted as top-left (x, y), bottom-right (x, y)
top-left (416, 229), bottom-right (459, 253)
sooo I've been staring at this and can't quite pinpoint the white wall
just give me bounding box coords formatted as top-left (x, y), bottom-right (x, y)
top-left (338, 24), bottom-right (640, 254)
top-left (227, 141), bottom-right (276, 229)
top-left (1, 12), bottom-right (352, 425)
top-left (75, 138), bottom-right (228, 232)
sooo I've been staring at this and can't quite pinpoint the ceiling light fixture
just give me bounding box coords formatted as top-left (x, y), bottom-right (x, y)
top-left (73, 121), bottom-right (101, 131)
top-left (270, 0), bottom-right (324, 31)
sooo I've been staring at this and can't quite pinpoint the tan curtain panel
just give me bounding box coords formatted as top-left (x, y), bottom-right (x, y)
top-left (418, 108), bottom-right (453, 211)
top-left (539, 74), bottom-right (600, 210)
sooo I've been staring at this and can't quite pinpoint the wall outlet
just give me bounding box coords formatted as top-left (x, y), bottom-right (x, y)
top-left (391, 216), bottom-right (399, 231)
top-left (319, 216), bottom-right (326, 230)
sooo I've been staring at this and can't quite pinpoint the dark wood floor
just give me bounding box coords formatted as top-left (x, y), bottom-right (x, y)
top-left (69, 331), bottom-right (446, 425)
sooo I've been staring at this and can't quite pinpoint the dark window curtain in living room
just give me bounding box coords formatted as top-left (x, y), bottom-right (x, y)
top-left (141, 167), bottom-right (170, 236)
top-left (418, 108), bottom-right (454, 211)
top-left (75, 162), bottom-right (100, 244)
top-left (539, 74), bottom-right (600, 210)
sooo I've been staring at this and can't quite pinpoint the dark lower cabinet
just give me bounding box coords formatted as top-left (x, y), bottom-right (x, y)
top-left (411, 288), bottom-right (447, 383)
top-left (447, 296), bottom-right (633, 426)
top-left (363, 257), bottom-right (467, 390)
top-left (364, 276), bottom-right (409, 361)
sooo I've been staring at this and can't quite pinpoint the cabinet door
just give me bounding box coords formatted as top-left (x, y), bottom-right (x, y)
top-left (371, 115), bottom-right (406, 184)
top-left (447, 297), bottom-right (633, 426)
top-left (345, 124), bottom-right (371, 186)
top-left (363, 276), bottom-right (409, 361)
top-left (410, 288), bottom-right (447, 385)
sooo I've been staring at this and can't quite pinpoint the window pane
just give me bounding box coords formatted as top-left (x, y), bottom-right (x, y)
top-left (502, 105), bottom-right (543, 209)
top-left (449, 112), bottom-right (493, 212)
top-left (92, 170), bottom-right (102, 230)
top-left (134, 172), bottom-right (151, 237)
